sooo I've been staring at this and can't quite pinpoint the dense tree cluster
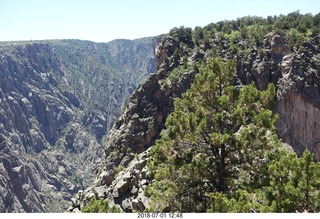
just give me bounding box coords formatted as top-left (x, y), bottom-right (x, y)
top-left (169, 11), bottom-right (320, 57)
top-left (146, 58), bottom-right (320, 212)
top-left (169, 26), bottom-right (194, 47)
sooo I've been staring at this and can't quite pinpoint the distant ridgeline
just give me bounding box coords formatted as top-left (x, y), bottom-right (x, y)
top-left (0, 37), bottom-right (155, 212)
top-left (69, 11), bottom-right (320, 213)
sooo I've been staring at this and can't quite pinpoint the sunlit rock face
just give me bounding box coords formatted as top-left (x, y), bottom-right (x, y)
top-left (0, 38), bottom-right (155, 212)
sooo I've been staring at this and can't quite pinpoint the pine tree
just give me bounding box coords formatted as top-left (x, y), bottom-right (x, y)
top-left (206, 149), bottom-right (320, 213)
top-left (264, 150), bottom-right (320, 212)
top-left (146, 57), bottom-right (281, 212)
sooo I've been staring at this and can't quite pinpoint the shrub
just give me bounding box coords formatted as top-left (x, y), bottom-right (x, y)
top-left (82, 198), bottom-right (121, 213)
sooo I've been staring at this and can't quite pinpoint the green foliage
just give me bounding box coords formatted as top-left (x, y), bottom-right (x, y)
top-left (68, 174), bottom-right (83, 185)
top-left (286, 28), bottom-right (307, 48)
top-left (169, 26), bottom-right (194, 47)
top-left (207, 190), bottom-right (271, 213)
top-left (147, 56), bottom-right (320, 213)
top-left (82, 198), bottom-right (121, 213)
top-left (167, 65), bottom-right (188, 83)
top-left (115, 165), bottom-right (125, 175)
top-left (144, 10), bottom-right (320, 214)
top-left (176, 11), bottom-right (320, 57)
top-left (263, 150), bottom-right (320, 212)
top-left (147, 58), bottom-right (281, 212)
top-left (207, 149), bottom-right (320, 213)
top-left (229, 31), bottom-right (241, 44)
top-left (193, 26), bottom-right (205, 46)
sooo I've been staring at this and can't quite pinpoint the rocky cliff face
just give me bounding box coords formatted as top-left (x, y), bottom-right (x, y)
top-left (275, 44), bottom-right (320, 160)
top-left (0, 38), bottom-right (155, 212)
top-left (237, 35), bottom-right (320, 159)
top-left (68, 36), bottom-right (198, 212)
top-left (69, 32), bottom-right (320, 212)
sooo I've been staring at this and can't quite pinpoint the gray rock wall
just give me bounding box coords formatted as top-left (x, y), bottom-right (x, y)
top-left (0, 38), bottom-right (155, 212)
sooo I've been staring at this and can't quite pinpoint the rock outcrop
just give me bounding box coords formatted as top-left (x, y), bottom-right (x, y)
top-left (237, 34), bottom-right (320, 159)
top-left (68, 36), bottom-right (198, 212)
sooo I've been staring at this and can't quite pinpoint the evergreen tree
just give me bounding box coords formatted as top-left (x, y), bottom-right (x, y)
top-left (146, 58), bottom-right (281, 212)
top-left (207, 149), bottom-right (320, 213)
top-left (263, 150), bottom-right (320, 212)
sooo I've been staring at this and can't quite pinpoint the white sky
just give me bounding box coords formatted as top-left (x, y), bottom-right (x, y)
top-left (1, 0), bottom-right (320, 43)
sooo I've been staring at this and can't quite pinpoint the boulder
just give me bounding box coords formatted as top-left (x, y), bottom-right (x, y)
top-left (116, 180), bottom-right (132, 194)
top-left (93, 186), bottom-right (107, 199)
top-left (99, 171), bottom-right (113, 186)
top-left (270, 34), bottom-right (292, 57)
top-left (132, 199), bottom-right (146, 212)
top-left (121, 199), bottom-right (132, 212)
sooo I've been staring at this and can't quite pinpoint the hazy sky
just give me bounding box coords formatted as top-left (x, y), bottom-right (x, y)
top-left (1, 0), bottom-right (320, 43)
